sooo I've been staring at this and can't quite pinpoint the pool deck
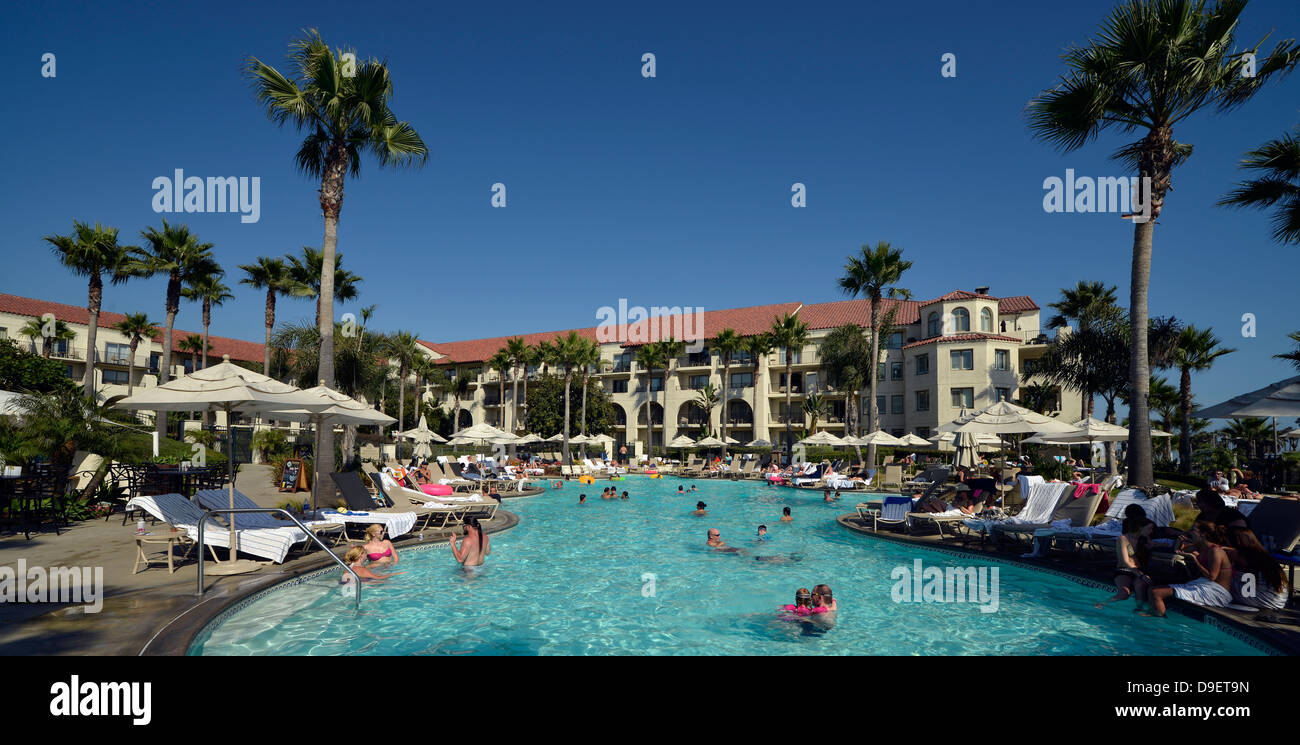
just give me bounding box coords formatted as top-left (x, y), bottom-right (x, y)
top-left (834, 512), bottom-right (1300, 656)
top-left (0, 465), bottom-right (521, 656)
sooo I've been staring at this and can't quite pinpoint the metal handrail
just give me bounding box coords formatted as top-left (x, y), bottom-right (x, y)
top-left (196, 507), bottom-right (360, 611)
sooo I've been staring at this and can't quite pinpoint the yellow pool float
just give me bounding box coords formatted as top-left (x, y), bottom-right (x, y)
top-left (578, 474), bottom-right (596, 484)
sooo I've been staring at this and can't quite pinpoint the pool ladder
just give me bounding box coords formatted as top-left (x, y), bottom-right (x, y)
top-left (196, 507), bottom-right (361, 612)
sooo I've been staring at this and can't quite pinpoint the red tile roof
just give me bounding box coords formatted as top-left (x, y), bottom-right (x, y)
top-left (902, 332), bottom-right (1025, 350)
top-left (997, 295), bottom-right (1039, 313)
top-left (797, 298), bottom-right (920, 329)
top-left (0, 293), bottom-right (265, 363)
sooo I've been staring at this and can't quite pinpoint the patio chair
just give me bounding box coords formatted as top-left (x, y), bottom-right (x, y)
top-left (857, 495), bottom-right (912, 533)
top-left (126, 493), bottom-right (301, 563)
top-left (992, 483), bottom-right (1107, 550)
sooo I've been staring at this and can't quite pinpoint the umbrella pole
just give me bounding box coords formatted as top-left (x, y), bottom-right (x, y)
top-left (227, 404), bottom-right (237, 562)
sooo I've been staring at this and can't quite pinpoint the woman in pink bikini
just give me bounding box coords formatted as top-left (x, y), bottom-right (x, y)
top-left (362, 524), bottom-right (399, 567)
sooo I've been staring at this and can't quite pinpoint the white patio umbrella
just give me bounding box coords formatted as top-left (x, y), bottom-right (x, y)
top-left (514, 433), bottom-right (544, 444)
top-left (1196, 375), bottom-right (1300, 418)
top-left (114, 355), bottom-right (334, 573)
top-left (951, 400), bottom-right (1076, 473)
top-left (797, 431), bottom-right (848, 447)
top-left (897, 433), bottom-right (933, 448)
top-left (259, 382), bottom-right (396, 505)
top-left (695, 435), bottom-right (726, 447)
top-left (746, 438), bottom-right (773, 448)
top-left (568, 433), bottom-right (591, 444)
top-left (395, 413), bottom-right (444, 461)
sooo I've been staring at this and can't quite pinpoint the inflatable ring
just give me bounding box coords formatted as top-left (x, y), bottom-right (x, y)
top-left (421, 483), bottom-right (453, 496)
top-left (551, 480), bottom-right (563, 489)
top-left (647, 473), bottom-right (662, 479)
top-left (610, 475), bottom-right (624, 481)
top-left (578, 474), bottom-right (596, 485)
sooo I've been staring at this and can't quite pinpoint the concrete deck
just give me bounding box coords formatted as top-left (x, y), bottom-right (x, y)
top-left (0, 465), bottom-right (519, 655)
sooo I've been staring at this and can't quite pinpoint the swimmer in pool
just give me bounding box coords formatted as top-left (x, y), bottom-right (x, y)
top-left (781, 588), bottom-right (813, 616)
top-left (692, 501), bottom-right (707, 516)
top-left (621, 491), bottom-right (629, 500)
top-left (578, 494), bottom-right (587, 505)
top-left (341, 546), bottom-right (405, 583)
top-left (449, 516), bottom-right (490, 568)
top-left (780, 506), bottom-right (793, 523)
top-left (707, 528), bottom-right (742, 553)
top-left (756, 524), bottom-right (770, 540)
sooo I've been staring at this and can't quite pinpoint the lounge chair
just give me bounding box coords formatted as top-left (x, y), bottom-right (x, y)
top-left (992, 483), bottom-right (1107, 549)
top-left (902, 466), bottom-right (951, 495)
top-left (126, 493), bottom-right (303, 564)
top-left (856, 495), bottom-right (912, 533)
top-left (330, 471), bottom-right (450, 534)
top-left (955, 481), bottom-right (1071, 546)
top-left (880, 464), bottom-right (904, 491)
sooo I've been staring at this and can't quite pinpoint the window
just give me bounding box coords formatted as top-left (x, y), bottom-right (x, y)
top-left (779, 372), bottom-right (802, 391)
top-left (995, 387), bottom-right (1012, 403)
top-left (952, 307), bottom-right (970, 332)
top-left (101, 368), bottom-right (129, 386)
top-left (688, 374), bottom-right (710, 390)
top-left (64, 365), bottom-right (75, 379)
top-left (778, 348), bottom-right (801, 365)
top-left (914, 427), bottom-right (931, 439)
top-left (915, 354), bottom-right (929, 375)
top-left (1023, 358), bottom-right (1039, 375)
top-left (732, 350), bottom-right (755, 366)
top-left (0, 327), bottom-right (7, 339)
top-left (950, 349), bottom-right (973, 371)
top-left (149, 353), bottom-right (161, 373)
top-left (613, 353), bottom-right (633, 372)
top-left (890, 428), bottom-right (905, 438)
top-left (730, 372), bottom-right (753, 389)
top-left (888, 331), bottom-right (903, 349)
top-left (980, 308), bottom-right (994, 332)
top-left (927, 312), bottom-right (941, 337)
top-left (890, 361), bottom-right (903, 380)
top-left (876, 395), bottom-right (886, 414)
top-left (890, 395), bottom-right (904, 415)
top-left (612, 379), bottom-right (629, 393)
top-left (644, 377), bottom-right (663, 393)
top-left (685, 349), bottom-right (711, 367)
top-left (52, 339), bottom-right (69, 358)
top-left (877, 363), bottom-right (886, 381)
top-left (994, 349), bottom-right (1010, 371)
top-left (104, 342), bottom-right (130, 365)
top-left (915, 390), bottom-right (930, 412)
top-left (951, 387), bottom-right (974, 408)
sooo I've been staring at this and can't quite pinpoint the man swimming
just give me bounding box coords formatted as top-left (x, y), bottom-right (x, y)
top-left (449, 516), bottom-right (490, 568)
top-left (692, 501), bottom-right (707, 516)
top-left (707, 528), bottom-right (742, 553)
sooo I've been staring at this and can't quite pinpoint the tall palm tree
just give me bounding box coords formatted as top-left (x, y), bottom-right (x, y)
top-left (1047, 281), bottom-right (1120, 417)
top-left (660, 336), bottom-right (686, 445)
top-left (1171, 326), bottom-right (1235, 474)
top-left (552, 332), bottom-right (588, 465)
top-left (744, 333), bottom-right (775, 446)
top-left (182, 272), bottom-right (232, 370)
top-left (1275, 331), bottom-right (1300, 371)
top-left (385, 330), bottom-right (422, 433)
top-left (635, 341), bottom-right (666, 462)
top-left (132, 220), bottom-right (218, 435)
top-left (247, 28), bottom-right (427, 495)
top-left (410, 355), bottom-right (442, 424)
top-left (769, 313), bottom-right (809, 458)
top-left (712, 328), bottom-right (741, 456)
top-left (1224, 417), bottom-right (1272, 459)
top-left (238, 257), bottom-right (293, 375)
top-left (1219, 127), bottom-right (1300, 245)
top-left (111, 312), bottom-right (158, 395)
top-left (177, 334), bottom-right (206, 377)
top-left (285, 246), bottom-right (363, 327)
top-left (576, 337), bottom-right (602, 438)
top-left (450, 371), bottom-right (472, 436)
top-left (520, 344), bottom-right (541, 430)
top-left (1027, 0), bottom-right (1298, 488)
top-left (694, 383), bottom-right (720, 437)
top-left (803, 390), bottom-right (827, 434)
top-left (505, 337), bottom-right (527, 433)
top-left (489, 349), bottom-right (513, 429)
top-left (837, 241), bottom-right (910, 464)
top-left (20, 318), bottom-right (75, 358)
top-left (45, 221), bottom-right (137, 400)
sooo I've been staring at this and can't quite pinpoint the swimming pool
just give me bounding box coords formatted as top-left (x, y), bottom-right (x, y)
top-left (190, 476), bottom-right (1267, 655)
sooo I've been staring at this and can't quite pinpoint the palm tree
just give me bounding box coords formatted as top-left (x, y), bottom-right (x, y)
top-left (803, 390), bottom-right (827, 433)
top-left (838, 241), bottom-right (912, 466)
top-left (1171, 326), bottom-right (1235, 474)
top-left (1149, 376), bottom-right (1180, 461)
top-left (575, 337), bottom-right (602, 438)
top-left (552, 332), bottom-right (588, 465)
top-left (505, 336), bottom-right (527, 433)
top-left (712, 328), bottom-right (741, 456)
top-left (110, 312), bottom-right (158, 395)
top-left (238, 257), bottom-right (293, 375)
top-left (769, 313), bottom-right (810, 458)
top-left (520, 344), bottom-right (541, 430)
top-left (1275, 331), bottom-right (1300, 371)
top-left (744, 333), bottom-right (775, 446)
top-left (819, 324), bottom-right (870, 459)
top-left (1027, 0), bottom-right (1299, 488)
top-left (45, 221), bottom-right (137, 399)
top-left (410, 355), bottom-right (442, 424)
top-left (660, 336), bottom-right (686, 441)
top-left (635, 341), bottom-right (666, 462)
top-left (182, 272), bottom-right (232, 370)
top-left (1224, 417), bottom-right (1272, 459)
top-left (247, 28), bottom-right (427, 496)
top-left (285, 246), bottom-right (363, 327)
top-left (1046, 281), bottom-right (1120, 417)
top-left (132, 220), bottom-right (218, 435)
top-left (694, 383), bottom-right (720, 437)
top-left (385, 330), bottom-right (422, 433)
top-left (449, 372), bottom-right (472, 436)
top-left (1017, 381), bottom-right (1061, 415)
top-left (489, 349), bottom-right (513, 429)
top-left (177, 334), bottom-right (207, 385)
top-left (1219, 127), bottom-right (1300, 244)
top-left (19, 318), bottom-right (75, 358)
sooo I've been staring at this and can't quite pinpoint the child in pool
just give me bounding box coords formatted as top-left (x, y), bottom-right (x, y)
top-left (341, 546), bottom-right (405, 583)
top-left (781, 587), bottom-right (814, 616)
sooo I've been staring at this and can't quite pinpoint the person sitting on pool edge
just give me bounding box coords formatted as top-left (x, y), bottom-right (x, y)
top-left (1191, 489), bottom-right (1248, 533)
top-left (780, 506), bottom-right (793, 522)
top-left (342, 545), bottom-right (405, 583)
top-left (1140, 520), bottom-right (1233, 617)
top-left (692, 501), bottom-right (708, 516)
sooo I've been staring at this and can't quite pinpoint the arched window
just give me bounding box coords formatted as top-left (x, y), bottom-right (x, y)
top-left (927, 312), bottom-right (941, 337)
top-left (952, 307), bottom-right (970, 333)
top-left (980, 308), bottom-right (993, 333)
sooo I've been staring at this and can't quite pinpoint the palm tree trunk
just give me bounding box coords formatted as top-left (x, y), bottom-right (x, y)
top-left (563, 371), bottom-right (572, 465)
top-left (511, 367), bottom-right (520, 433)
top-left (264, 289), bottom-right (275, 377)
top-left (521, 373), bottom-right (529, 431)
top-left (720, 357), bottom-right (730, 457)
top-left (157, 276), bottom-right (179, 438)
top-left (126, 339), bottom-right (138, 395)
top-left (84, 275), bottom-right (102, 400)
top-left (867, 301), bottom-right (881, 466)
top-left (201, 301), bottom-right (211, 370)
top-left (784, 358), bottom-right (793, 460)
top-left (397, 370), bottom-right (406, 434)
top-left (751, 359), bottom-right (760, 450)
top-left (1179, 367), bottom-right (1193, 475)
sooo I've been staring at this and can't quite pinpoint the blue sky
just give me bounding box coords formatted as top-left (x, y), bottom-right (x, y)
top-left (2, 0), bottom-right (1297, 419)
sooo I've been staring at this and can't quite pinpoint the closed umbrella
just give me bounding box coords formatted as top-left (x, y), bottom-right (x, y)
top-left (114, 355), bottom-right (333, 574)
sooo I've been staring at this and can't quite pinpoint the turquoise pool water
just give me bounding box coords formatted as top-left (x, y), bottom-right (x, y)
top-left (191, 476), bottom-right (1265, 655)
